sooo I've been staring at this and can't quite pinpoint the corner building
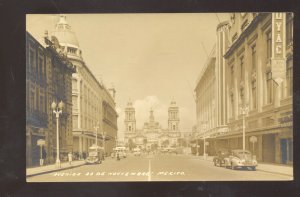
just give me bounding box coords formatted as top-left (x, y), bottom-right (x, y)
top-left (51, 15), bottom-right (118, 158)
top-left (195, 13), bottom-right (293, 165)
top-left (26, 32), bottom-right (75, 166)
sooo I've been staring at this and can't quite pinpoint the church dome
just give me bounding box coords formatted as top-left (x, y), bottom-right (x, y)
top-left (52, 15), bottom-right (79, 48)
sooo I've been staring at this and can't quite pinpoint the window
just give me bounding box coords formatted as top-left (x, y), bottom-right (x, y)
top-left (286, 58), bottom-right (293, 96)
top-left (240, 88), bottom-right (244, 107)
top-left (266, 31), bottom-right (272, 61)
top-left (286, 13), bottom-right (293, 45)
top-left (230, 94), bottom-right (234, 118)
top-left (129, 126), bottom-right (131, 131)
top-left (173, 125), bottom-right (176, 131)
top-left (39, 57), bottom-right (43, 78)
top-left (252, 81), bottom-right (257, 109)
top-left (35, 89), bottom-right (39, 111)
top-left (29, 49), bottom-right (35, 73)
top-left (266, 72), bottom-right (273, 104)
top-left (240, 56), bottom-right (244, 81)
top-left (252, 45), bottom-right (257, 71)
top-left (40, 95), bottom-right (44, 113)
top-left (230, 64), bottom-right (234, 87)
top-left (30, 91), bottom-right (34, 112)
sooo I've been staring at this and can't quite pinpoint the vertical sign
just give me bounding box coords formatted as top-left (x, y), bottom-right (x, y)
top-left (272, 13), bottom-right (286, 84)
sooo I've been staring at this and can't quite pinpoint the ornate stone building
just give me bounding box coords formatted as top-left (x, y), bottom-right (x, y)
top-left (195, 13), bottom-right (293, 165)
top-left (124, 99), bottom-right (181, 150)
top-left (50, 15), bottom-right (118, 158)
top-left (26, 32), bottom-right (75, 166)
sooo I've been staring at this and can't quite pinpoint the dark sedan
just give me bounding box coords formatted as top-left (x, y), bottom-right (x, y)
top-left (213, 149), bottom-right (230, 167)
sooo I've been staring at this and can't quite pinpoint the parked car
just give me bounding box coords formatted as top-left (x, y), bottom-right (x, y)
top-left (213, 149), bottom-right (230, 167)
top-left (224, 149), bottom-right (258, 170)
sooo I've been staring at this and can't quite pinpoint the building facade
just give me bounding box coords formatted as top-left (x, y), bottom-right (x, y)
top-left (26, 32), bottom-right (75, 166)
top-left (124, 99), bottom-right (181, 150)
top-left (195, 13), bottom-right (293, 165)
top-left (194, 21), bottom-right (230, 155)
top-left (50, 15), bottom-right (118, 158)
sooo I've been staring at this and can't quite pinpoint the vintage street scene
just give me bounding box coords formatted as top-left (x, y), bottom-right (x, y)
top-left (26, 13), bottom-right (293, 182)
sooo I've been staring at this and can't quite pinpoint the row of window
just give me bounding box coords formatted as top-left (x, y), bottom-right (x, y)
top-left (228, 30), bottom-right (293, 119)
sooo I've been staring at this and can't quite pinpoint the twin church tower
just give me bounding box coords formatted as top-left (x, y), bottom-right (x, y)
top-left (124, 99), bottom-right (181, 149)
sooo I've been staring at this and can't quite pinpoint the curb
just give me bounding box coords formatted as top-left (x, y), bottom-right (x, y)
top-left (256, 168), bottom-right (293, 177)
top-left (26, 163), bottom-right (86, 178)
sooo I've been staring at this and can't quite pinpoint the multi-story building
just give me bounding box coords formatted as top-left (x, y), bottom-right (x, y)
top-left (50, 15), bottom-right (118, 158)
top-left (26, 32), bottom-right (75, 166)
top-left (194, 21), bottom-right (230, 155)
top-left (195, 13), bottom-right (293, 165)
top-left (124, 99), bottom-right (181, 150)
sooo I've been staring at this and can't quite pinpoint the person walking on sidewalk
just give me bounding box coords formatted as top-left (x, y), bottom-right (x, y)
top-left (68, 152), bottom-right (73, 165)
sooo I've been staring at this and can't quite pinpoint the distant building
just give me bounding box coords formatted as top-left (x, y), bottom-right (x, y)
top-left (195, 13), bottom-right (293, 165)
top-left (124, 99), bottom-right (181, 150)
top-left (49, 15), bottom-right (118, 157)
top-left (26, 32), bottom-right (75, 166)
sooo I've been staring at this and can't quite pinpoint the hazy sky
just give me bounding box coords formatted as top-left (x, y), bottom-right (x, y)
top-left (26, 13), bottom-right (230, 138)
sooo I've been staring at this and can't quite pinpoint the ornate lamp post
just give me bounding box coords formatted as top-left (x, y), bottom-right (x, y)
top-left (240, 104), bottom-right (249, 151)
top-left (51, 101), bottom-right (64, 168)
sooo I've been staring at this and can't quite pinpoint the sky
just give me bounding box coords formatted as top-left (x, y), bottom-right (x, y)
top-left (26, 13), bottom-right (230, 138)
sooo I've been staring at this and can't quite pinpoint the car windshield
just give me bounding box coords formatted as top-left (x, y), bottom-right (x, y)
top-left (236, 151), bottom-right (251, 155)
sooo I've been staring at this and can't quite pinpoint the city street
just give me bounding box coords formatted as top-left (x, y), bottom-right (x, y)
top-left (27, 154), bottom-right (292, 182)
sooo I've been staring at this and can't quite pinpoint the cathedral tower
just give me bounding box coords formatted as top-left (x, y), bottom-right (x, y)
top-left (168, 99), bottom-right (180, 132)
top-left (124, 100), bottom-right (136, 133)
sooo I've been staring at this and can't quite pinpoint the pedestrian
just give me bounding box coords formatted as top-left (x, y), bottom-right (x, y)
top-left (68, 152), bottom-right (73, 165)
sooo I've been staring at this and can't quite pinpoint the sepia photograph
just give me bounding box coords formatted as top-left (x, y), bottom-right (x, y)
top-left (25, 13), bottom-right (293, 182)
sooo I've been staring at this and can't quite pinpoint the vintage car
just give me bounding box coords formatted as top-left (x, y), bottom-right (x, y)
top-left (133, 148), bottom-right (141, 156)
top-left (85, 146), bottom-right (104, 164)
top-left (213, 149), bottom-right (230, 167)
top-left (111, 147), bottom-right (127, 159)
top-left (224, 149), bottom-right (258, 170)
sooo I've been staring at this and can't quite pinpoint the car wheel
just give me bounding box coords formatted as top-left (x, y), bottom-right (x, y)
top-left (251, 166), bottom-right (256, 171)
top-left (214, 161), bottom-right (217, 166)
top-left (218, 160), bottom-right (222, 167)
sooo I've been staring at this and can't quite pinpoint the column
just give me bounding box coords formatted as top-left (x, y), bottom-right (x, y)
top-left (77, 76), bottom-right (81, 129)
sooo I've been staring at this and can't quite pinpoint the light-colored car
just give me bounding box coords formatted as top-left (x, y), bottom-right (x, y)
top-left (224, 149), bottom-right (257, 170)
top-left (85, 146), bottom-right (104, 164)
top-left (111, 147), bottom-right (127, 159)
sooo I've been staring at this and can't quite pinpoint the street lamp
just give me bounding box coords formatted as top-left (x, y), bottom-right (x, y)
top-left (51, 100), bottom-right (64, 168)
top-left (240, 104), bottom-right (249, 151)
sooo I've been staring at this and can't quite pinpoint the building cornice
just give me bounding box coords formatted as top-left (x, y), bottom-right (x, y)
top-left (224, 13), bottom-right (268, 59)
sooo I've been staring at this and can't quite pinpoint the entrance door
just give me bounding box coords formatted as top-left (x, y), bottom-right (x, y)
top-left (262, 134), bottom-right (275, 163)
top-left (280, 139), bottom-right (287, 164)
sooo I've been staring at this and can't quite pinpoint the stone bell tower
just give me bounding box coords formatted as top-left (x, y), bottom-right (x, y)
top-left (124, 99), bottom-right (136, 134)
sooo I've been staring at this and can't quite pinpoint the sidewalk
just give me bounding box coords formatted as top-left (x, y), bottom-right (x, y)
top-left (195, 155), bottom-right (293, 177)
top-left (26, 160), bottom-right (86, 178)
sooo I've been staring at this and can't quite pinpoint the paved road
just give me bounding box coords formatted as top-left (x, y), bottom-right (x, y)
top-left (27, 154), bottom-right (292, 182)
